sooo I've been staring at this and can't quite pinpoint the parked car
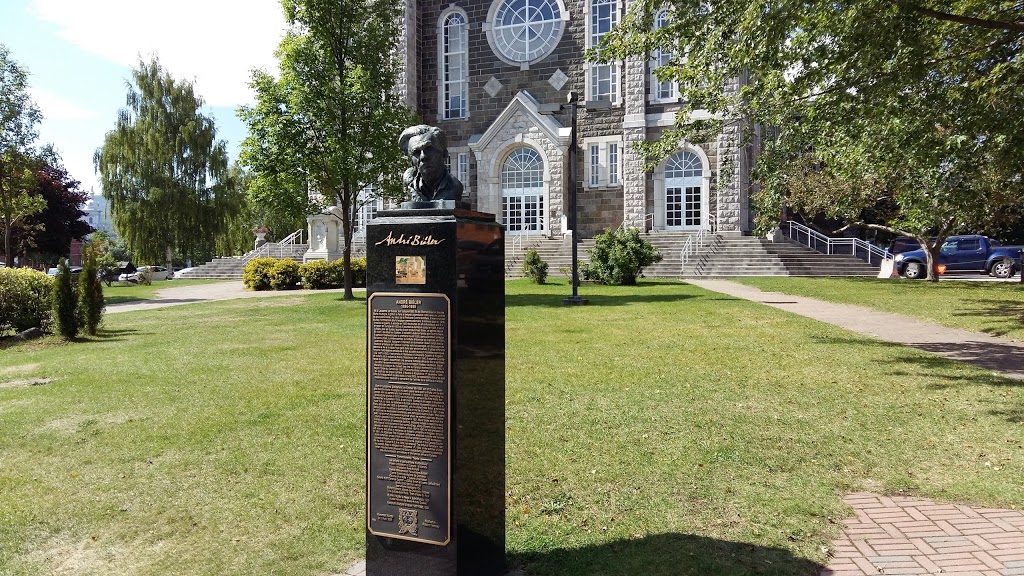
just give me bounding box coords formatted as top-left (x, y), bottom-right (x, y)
top-left (894, 235), bottom-right (1023, 279)
top-left (46, 266), bottom-right (83, 277)
top-left (118, 265), bottom-right (170, 283)
top-left (888, 236), bottom-right (922, 255)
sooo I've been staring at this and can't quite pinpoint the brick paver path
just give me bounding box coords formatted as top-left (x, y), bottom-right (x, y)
top-left (822, 493), bottom-right (1024, 575)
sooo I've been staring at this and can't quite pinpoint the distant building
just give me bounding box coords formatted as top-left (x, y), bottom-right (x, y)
top-left (83, 192), bottom-right (116, 238)
top-left (394, 0), bottom-right (760, 237)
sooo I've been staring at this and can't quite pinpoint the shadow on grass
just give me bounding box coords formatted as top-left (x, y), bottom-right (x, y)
top-left (952, 298), bottom-right (1024, 338)
top-left (70, 327), bottom-right (145, 344)
top-left (509, 532), bottom-right (822, 576)
top-left (814, 335), bottom-right (1023, 389)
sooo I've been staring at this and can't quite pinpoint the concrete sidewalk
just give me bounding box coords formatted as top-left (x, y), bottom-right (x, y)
top-left (106, 281), bottom-right (353, 314)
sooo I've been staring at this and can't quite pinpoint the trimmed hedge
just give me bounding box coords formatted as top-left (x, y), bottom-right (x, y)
top-left (246, 257), bottom-right (367, 291)
top-left (269, 259), bottom-right (301, 290)
top-left (243, 258), bottom-right (277, 291)
top-left (0, 267), bottom-right (54, 336)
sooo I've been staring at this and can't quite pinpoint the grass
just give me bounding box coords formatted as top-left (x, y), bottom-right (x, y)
top-left (0, 279), bottom-right (1021, 575)
top-left (733, 276), bottom-right (1024, 340)
top-left (103, 279), bottom-right (223, 305)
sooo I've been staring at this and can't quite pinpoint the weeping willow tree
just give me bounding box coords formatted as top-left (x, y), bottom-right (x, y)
top-left (94, 58), bottom-right (241, 268)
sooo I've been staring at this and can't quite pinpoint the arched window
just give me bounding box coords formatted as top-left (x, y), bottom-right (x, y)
top-left (442, 11), bottom-right (468, 119)
top-left (651, 9), bottom-right (677, 101)
top-left (665, 151), bottom-right (702, 229)
top-left (501, 147), bottom-right (545, 233)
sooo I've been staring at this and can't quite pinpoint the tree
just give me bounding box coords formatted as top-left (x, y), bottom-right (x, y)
top-left (598, 0), bottom-right (1024, 281)
top-left (52, 257), bottom-right (79, 339)
top-left (18, 148), bottom-right (93, 264)
top-left (0, 44), bottom-right (44, 264)
top-left (79, 243), bottom-right (104, 335)
top-left (95, 58), bottom-right (242, 270)
top-left (239, 0), bottom-right (413, 300)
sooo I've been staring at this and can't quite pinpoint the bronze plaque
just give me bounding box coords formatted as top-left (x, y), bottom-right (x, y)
top-left (367, 293), bottom-right (451, 545)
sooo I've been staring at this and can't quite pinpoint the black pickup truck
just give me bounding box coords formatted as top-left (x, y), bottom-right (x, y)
top-left (894, 235), bottom-right (1023, 279)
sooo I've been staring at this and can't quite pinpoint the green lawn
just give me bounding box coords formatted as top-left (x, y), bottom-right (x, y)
top-left (733, 276), bottom-right (1024, 340)
top-left (103, 279), bottom-right (224, 305)
top-left (0, 279), bottom-right (1021, 575)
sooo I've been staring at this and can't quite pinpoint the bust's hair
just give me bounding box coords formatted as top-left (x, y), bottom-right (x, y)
top-left (398, 125), bottom-right (447, 156)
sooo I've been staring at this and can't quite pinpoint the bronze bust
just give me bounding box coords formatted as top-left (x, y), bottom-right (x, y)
top-left (399, 125), bottom-right (464, 204)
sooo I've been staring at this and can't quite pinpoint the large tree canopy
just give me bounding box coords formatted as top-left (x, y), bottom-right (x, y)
top-left (95, 58), bottom-right (241, 267)
top-left (600, 0), bottom-right (1024, 280)
top-left (19, 148), bottom-right (92, 264)
top-left (239, 0), bottom-right (413, 299)
top-left (0, 44), bottom-right (44, 264)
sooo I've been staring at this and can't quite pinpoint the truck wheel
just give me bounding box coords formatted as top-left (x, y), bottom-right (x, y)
top-left (903, 262), bottom-right (925, 279)
top-left (991, 258), bottom-right (1014, 279)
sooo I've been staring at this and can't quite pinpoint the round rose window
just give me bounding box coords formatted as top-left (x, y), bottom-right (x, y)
top-left (486, 0), bottom-right (566, 67)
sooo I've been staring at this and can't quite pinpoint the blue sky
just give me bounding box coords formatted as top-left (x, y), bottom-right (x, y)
top-left (0, 0), bottom-right (287, 197)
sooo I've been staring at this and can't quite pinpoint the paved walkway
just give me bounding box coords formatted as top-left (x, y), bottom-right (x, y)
top-left (106, 281), bottom-right (352, 314)
top-left (111, 279), bottom-right (1024, 575)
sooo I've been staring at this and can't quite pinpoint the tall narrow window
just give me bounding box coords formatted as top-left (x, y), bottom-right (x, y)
top-left (651, 9), bottom-right (677, 101)
top-left (589, 145), bottom-right (601, 187)
top-left (608, 143), bottom-right (619, 185)
top-left (356, 185), bottom-right (381, 236)
top-left (448, 152), bottom-right (470, 192)
top-left (442, 12), bottom-right (468, 119)
top-left (588, 0), bottom-right (619, 103)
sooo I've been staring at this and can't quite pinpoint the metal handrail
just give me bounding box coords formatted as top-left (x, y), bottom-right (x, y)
top-left (242, 228), bottom-right (306, 263)
top-left (508, 217), bottom-right (548, 258)
top-left (782, 221), bottom-right (892, 264)
top-left (680, 214), bottom-right (718, 273)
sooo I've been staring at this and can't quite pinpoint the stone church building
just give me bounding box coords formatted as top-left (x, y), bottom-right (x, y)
top-left (386, 0), bottom-right (757, 238)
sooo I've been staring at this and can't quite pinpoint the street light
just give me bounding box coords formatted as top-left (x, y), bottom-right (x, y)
top-left (539, 92), bottom-right (611, 306)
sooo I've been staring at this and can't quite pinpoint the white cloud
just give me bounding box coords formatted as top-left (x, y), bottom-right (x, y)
top-left (31, 0), bottom-right (285, 106)
top-left (29, 87), bottom-right (97, 120)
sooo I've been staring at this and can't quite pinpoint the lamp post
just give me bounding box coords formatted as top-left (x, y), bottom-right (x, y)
top-left (540, 93), bottom-right (611, 305)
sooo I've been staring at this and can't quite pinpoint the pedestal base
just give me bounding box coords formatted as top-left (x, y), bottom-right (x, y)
top-left (365, 209), bottom-right (505, 576)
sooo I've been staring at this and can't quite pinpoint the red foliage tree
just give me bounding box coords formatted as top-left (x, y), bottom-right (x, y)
top-left (13, 156), bottom-right (93, 264)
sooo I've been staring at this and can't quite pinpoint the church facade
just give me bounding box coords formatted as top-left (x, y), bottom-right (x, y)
top-left (393, 0), bottom-right (758, 238)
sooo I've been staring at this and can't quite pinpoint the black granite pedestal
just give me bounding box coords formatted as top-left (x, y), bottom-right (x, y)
top-left (365, 209), bottom-right (505, 576)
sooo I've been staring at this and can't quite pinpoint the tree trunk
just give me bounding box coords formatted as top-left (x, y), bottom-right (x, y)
top-left (3, 218), bottom-right (11, 266)
top-left (165, 245), bottom-right (174, 278)
top-left (924, 243), bottom-right (941, 282)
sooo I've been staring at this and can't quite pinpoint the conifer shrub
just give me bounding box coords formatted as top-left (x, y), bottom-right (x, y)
top-left (581, 228), bottom-right (663, 285)
top-left (79, 246), bottom-right (105, 336)
top-left (521, 248), bottom-right (549, 284)
top-left (243, 257), bottom-right (277, 290)
top-left (268, 259), bottom-right (301, 290)
top-left (52, 258), bottom-right (80, 339)
top-left (0, 267), bottom-right (54, 336)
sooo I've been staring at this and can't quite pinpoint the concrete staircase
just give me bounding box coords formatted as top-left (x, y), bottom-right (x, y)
top-left (178, 243), bottom-right (310, 280)
top-left (505, 231), bottom-right (700, 279)
top-left (683, 236), bottom-right (880, 278)
top-left (504, 232), bottom-right (879, 280)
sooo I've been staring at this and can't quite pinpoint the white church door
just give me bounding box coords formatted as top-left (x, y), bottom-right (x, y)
top-left (501, 147), bottom-right (546, 234)
top-left (664, 151), bottom-right (704, 230)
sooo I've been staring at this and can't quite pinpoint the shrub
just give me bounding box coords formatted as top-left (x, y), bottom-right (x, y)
top-left (0, 267), bottom-right (54, 336)
top-left (583, 227), bottom-right (663, 285)
top-left (349, 257), bottom-right (367, 287)
top-left (268, 259), bottom-right (301, 290)
top-left (243, 257), bottom-right (277, 291)
top-left (52, 258), bottom-right (80, 339)
top-left (521, 248), bottom-right (548, 284)
top-left (79, 246), bottom-right (105, 336)
top-left (134, 267), bottom-right (153, 286)
top-left (300, 259), bottom-right (343, 289)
